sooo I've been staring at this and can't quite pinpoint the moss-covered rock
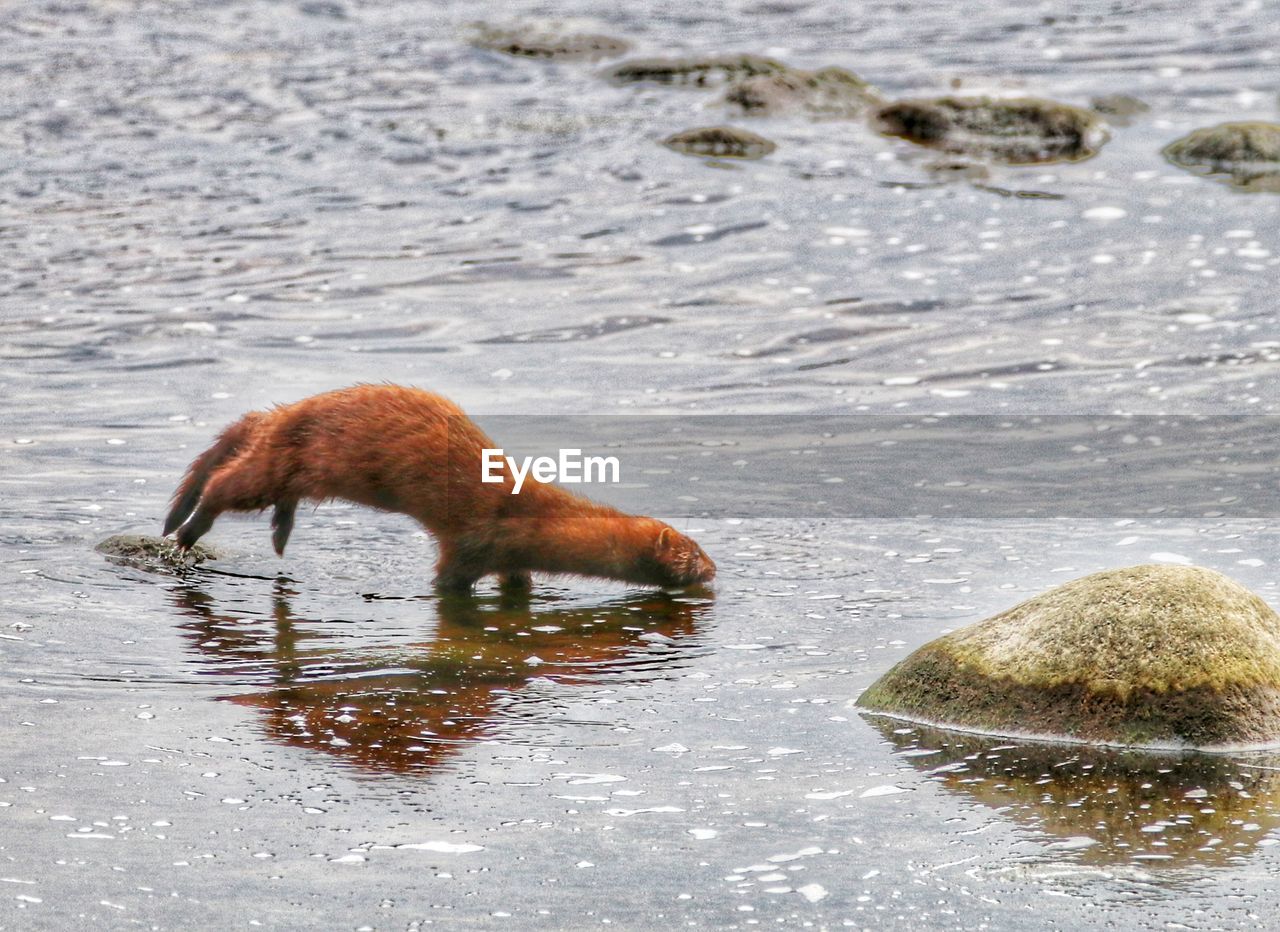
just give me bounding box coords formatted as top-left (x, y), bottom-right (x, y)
top-left (721, 66), bottom-right (882, 118)
top-left (858, 565), bottom-right (1280, 749)
top-left (471, 24), bottom-right (630, 61)
top-left (875, 96), bottom-right (1106, 164)
top-left (606, 54), bottom-right (787, 88)
top-left (871, 718), bottom-right (1280, 866)
top-left (662, 125), bottom-right (777, 160)
top-left (96, 533), bottom-right (218, 569)
top-left (1163, 122), bottom-right (1280, 192)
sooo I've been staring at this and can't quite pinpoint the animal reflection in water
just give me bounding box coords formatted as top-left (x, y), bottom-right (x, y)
top-left (868, 718), bottom-right (1280, 866)
top-left (171, 583), bottom-right (710, 775)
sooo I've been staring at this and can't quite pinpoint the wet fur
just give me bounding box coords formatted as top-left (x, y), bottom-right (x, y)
top-left (164, 385), bottom-right (716, 592)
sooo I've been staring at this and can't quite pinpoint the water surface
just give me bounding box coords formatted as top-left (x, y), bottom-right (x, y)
top-left (3, 0), bottom-right (1280, 927)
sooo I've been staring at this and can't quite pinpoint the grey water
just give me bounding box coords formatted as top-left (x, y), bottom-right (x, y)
top-left (3, 0), bottom-right (1280, 928)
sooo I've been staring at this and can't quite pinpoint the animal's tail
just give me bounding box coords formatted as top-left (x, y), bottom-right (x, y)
top-left (162, 413), bottom-right (262, 538)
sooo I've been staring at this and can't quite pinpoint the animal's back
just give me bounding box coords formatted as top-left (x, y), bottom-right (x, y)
top-left (266, 385), bottom-right (507, 531)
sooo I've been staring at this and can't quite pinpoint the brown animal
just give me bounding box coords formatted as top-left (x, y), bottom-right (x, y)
top-left (163, 385), bottom-right (716, 592)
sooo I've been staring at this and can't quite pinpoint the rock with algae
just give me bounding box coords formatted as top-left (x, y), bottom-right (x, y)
top-left (875, 96), bottom-right (1106, 164)
top-left (96, 534), bottom-right (218, 570)
top-left (470, 23), bottom-right (630, 62)
top-left (1163, 121), bottom-right (1280, 192)
top-left (661, 125), bottom-right (777, 160)
top-left (721, 66), bottom-right (882, 119)
top-left (606, 54), bottom-right (787, 88)
top-left (858, 565), bottom-right (1280, 749)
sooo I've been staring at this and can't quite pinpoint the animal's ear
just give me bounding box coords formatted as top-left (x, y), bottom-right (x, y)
top-left (656, 526), bottom-right (674, 552)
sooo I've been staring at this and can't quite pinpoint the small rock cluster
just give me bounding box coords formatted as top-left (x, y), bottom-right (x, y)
top-left (471, 21), bottom-right (1280, 188)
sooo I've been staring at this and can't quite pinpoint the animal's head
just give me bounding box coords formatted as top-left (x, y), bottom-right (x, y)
top-left (650, 524), bottom-right (716, 588)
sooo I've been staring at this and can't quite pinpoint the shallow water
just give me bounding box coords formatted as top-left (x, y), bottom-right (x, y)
top-left (3, 0), bottom-right (1280, 928)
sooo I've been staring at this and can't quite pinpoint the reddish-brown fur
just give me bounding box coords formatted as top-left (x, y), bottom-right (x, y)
top-left (163, 385), bottom-right (716, 592)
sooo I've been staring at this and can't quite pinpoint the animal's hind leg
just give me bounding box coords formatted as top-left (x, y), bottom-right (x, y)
top-left (433, 542), bottom-right (485, 593)
top-left (271, 500), bottom-right (297, 556)
top-left (175, 459), bottom-right (276, 551)
top-left (174, 502), bottom-right (218, 550)
top-left (163, 412), bottom-right (263, 537)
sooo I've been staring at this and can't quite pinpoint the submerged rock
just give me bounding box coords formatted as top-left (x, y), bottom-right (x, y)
top-left (96, 533), bottom-right (217, 569)
top-left (923, 159), bottom-right (991, 183)
top-left (470, 23), bottom-right (630, 62)
top-left (875, 96), bottom-right (1106, 164)
top-left (662, 125), bottom-right (777, 160)
top-left (1089, 93), bottom-right (1149, 125)
top-left (606, 54), bottom-right (786, 88)
top-left (721, 66), bottom-right (881, 118)
top-left (1163, 122), bottom-right (1280, 192)
top-left (858, 565), bottom-right (1280, 749)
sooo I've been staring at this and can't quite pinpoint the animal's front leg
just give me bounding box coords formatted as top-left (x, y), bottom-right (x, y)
top-left (433, 543), bottom-right (484, 594)
top-left (499, 571), bottom-right (532, 593)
